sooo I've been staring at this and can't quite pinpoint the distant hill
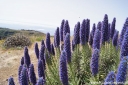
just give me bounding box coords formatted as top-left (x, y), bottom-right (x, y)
top-left (0, 27), bottom-right (45, 40)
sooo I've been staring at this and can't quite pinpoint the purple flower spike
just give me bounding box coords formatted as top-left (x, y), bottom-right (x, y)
top-left (41, 40), bottom-right (45, 48)
top-left (39, 45), bottom-right (45, 60)
top-left (29, 64), bottom-right (36, 85)
top-left (51, 44), bottom-right (55, 55)
top-left (101, 14), bottom-right (108, 44)
top-left (116, 58), bottom-right (127, 84)
top-left (107, 23), bottom-right (111, 42)
top-left (35, 43), bottom-right (39, 59)
top-left (93, 29), bottom-right (101, 49)
top-left (120, 28), bottom-right (128, 59)
top-left (8, 77), bottom-right (15, 85)
top-left (104, 71), bottom-right (115, 85)
top-left (119, 18), bottom-right (128, 47)
top-left (110, 18), bottom-right (116, 39)
top-left (90, 49), bottom-right (99, 76)
top-left (85, 19), bottom-right (90, 42)
top-left (63, 20), bottom-right (70, 40)
top-left (20, 57), bottom-right (24, 65)
top-left (54, 27), bottom-right (60, 47)
top-left (89, 31), bottom-right (93, 47)
top-left (46, 33), bottom-right (51, 53)
top-left (92, 23), bottom-right (96, 36)
top-left (80, 19), bottom-right (86, 45)
top-left (18, 65), bottom-right (23, 83)
top-left (38, 60), bottom-right (45, 79)
top-left (20, 66), bottom-right (29, 85)
top-left (59, 50), bottom-right (68, 85)
top-left (36, 77), bottom-right (45, 85)
top-left (112, 30), bottom-right (119, 47)
top-left (24, 46), bottom-right (31, 68)
top-left (74, 22), bottom-right (80, 45)
top-left (60, 19), bottom-right (65, 42)
top-left (64, 33), bottom-right (71, 63)
top-left (97, 22), bottom-right (102, 31)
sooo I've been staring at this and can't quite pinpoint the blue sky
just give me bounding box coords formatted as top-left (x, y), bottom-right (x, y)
top-left (0, 0), bottom-right (128, 32)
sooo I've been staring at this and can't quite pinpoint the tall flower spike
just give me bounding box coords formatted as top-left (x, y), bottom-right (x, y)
top-left (20, 66), bottom-right (29, 85)
top-left (64, 33), bottom-right (71, 63)
top-left (38, 59), bottom-right (45, 79)
top-left (35, 43), bottom-right (39, 59)
top-left (92, 23), bottom-right (96, 37)
top-left (54, 27), bottom-right (60, 47)
top-left (97, 22), bottom-right (102, 31)
top-left (41, 40), bottom-right (45, 48)
top-left (39, 45), bottom-right (46, 68)
top-left (104, 71), bottom-right (115, 85)
top-left (51, 44), bottom-right (55, 55)
top-left (36, 77), bottom-right (45, 85)
top-left (101, 14), bottom-right (108, 44)
top-left (74, 22), bottom-right (80, 45)
top-left (80, 19), bottom-right (86, 45)
top-left (63, 20), bottom-right (70, 40)
top-left (72, 40), bottom-right (75, 51)
top-left (20, 57), bottom-right (24, 65)
top-left (110, 18), bottom-right (116, 39)
top-left (112, 30), bottom-right (119, 47)
top-left (93, 29), bottom-right (101, 49)
top-left (59, 50), bottom-right (68, 85)
top-left (119, 18), bottom-right (128, 47)
top-left (89, 31), bottom-right (93, 47)
top-left (8, 77), bottom-right (15, 85)
top-left (85, 19), bottom-right (90, 42)
top-left (24, 46), bottom-right (31, 68)
top-left (29, 64), bottom-right (36, 85)
top-left (46, 33), bottom-right (51, 53)
top-left (18, 65), bottom-right (23, 83)
top-left (120, 28), bottom-right (128, 59)
top-left (90, 49), bottom-right (99, 76)
top-left (60, 19), bottom-right (65, 42)
top-left (116, 58), bottom-right (127, 84)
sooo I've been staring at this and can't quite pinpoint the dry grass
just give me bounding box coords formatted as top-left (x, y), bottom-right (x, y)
top-left (0, 35), bottom-right (56, 85)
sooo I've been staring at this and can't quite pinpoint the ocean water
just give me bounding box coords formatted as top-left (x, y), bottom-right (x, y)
top-left (0, 23), bottom-right (73, 36)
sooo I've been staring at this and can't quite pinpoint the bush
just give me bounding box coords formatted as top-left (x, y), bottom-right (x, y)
top-left (3, 34), bottom-right (31, 48)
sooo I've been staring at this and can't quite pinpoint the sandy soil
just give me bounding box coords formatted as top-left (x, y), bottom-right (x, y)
top-left (0, 42), bottom-right (41, 85)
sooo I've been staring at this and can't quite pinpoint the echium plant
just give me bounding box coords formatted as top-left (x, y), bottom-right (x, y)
top-left (119, 18), bottom-right (128, 47)
top-left (35, 43), bottom-right (39, 59)
top-left (120, 28), bottom-right (128, 59)
top-left (46, 33), bottom-right (51, 53)
top-left (73, 22), bottom-right (80, 45)
top-left (116, 57), bottom-right (127, 84)
top-left (24, 46), bottom-right (31, 68)
top-left (112, 30), bottom-right (119, 47)
top-left (85, 19), bottom-right (90, 42)
top-left (29, 64), bottom-right (36, 85)
top-left (63, 33), bottom-right (71, 63)
top-left (90, 48), bottom-right (99, 76)
top-left (80, 19), bottom-right (86, 45)
top-left (110, 18), bottom-right (116, 39)
top-left (54, 27), bottom-right (60, 47)
top-left (59, 50), bottom-right (68, 85)
top-left (101, 14), bottom-right (108, 44)
top-left (8, 77), bottom-right (15, 85)
top-left (20, 66), bottom-right (29, 85)
top-left (60, 19), bottom-right (65, 42)
top-left (63, 20), bottom-right (70, 40)
top-left (104, 71), bottom-right (115, 85)
top-left (93, 29), bottom-right (101, 49)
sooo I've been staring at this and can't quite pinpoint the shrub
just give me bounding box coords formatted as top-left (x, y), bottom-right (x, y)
top-left (3, 34), bottom-right (31, 48)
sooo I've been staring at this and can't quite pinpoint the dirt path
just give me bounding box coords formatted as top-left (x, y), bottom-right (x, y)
top-left (0, 42), bottom-right (41, 85)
